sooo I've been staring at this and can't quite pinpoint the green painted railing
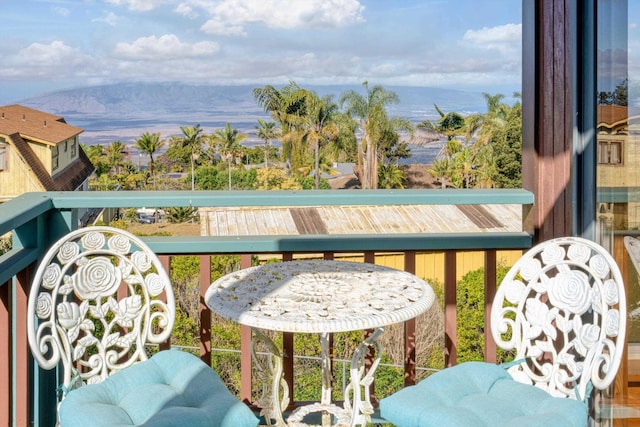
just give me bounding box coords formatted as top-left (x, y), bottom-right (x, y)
top-left (0, 189), bottom-right (533, 427)
top-left (0, 189), bottom-right (533, 284)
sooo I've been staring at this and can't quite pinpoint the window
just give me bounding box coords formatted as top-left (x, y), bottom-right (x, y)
top-left (71, 138), bottom-right (77, 157)
top-left (64, 140), bottom-right (68, 152)
top-left (0, 142), bottom-right (6, 171)
top-left (597, 140), bottom-right (623, 164)
top-left (52, 145), bottom-right (59, 171)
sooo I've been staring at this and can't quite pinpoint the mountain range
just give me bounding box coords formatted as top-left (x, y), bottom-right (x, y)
top-left (15, 82), bottom-right (497, 146)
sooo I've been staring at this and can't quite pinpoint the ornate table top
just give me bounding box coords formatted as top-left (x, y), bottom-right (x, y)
top-left (205, 260), bottom-right (435, 333)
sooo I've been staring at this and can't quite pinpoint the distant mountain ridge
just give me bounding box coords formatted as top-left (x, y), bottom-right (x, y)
top-left (16, 82), bottom-right (492, 145)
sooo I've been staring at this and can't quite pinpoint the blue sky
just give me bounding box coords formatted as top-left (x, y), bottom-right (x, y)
top-left (0, 0), bottom-right (523, 104)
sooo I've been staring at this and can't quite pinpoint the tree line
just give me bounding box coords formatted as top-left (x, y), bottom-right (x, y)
top-left (83, 82), bottom-right (522, 192)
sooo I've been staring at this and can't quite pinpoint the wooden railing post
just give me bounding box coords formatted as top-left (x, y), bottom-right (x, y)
top-left (404, 251), bottom-right (418, 387)
top-left (15, 271), bottom-right (30, 427)
top-left (239, 254), bottom-right (253, 404)
top-left (484, 250), bottom-right (497, 363)
top-left (199, 255), bottom-right (212, 363)
top-left (444, 251), bottom-right (457, 367)
top-left (0, 281), bottom-right (9, 427)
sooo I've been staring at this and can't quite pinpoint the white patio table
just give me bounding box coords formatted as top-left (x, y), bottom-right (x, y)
top-left (205, 259), bottom-right (435, 427)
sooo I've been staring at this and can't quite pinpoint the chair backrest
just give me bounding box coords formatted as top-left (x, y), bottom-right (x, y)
top-left (624, 236), bottom-right (640, 280)
top-left (491, 236), bottom-right (626, 402)
top-left (27, 226), bottom-right (175, 390)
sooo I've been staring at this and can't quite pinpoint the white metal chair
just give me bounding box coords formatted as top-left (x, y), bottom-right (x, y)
top-left (380, 236), bottom-right (626, 426)
top-left (27, 226), bottom-right (258, 427)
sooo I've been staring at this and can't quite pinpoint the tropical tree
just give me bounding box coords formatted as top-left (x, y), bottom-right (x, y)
top-left (417, 104), bottom-right (466, 141)
top-left (285, 92), bottom-right (340, 189)
top-left (492, 94), bottom-right (522, 188)
top-left (180, 124), bottom-right (205, 191)
top-left (423, 93), bottom-right (521, 189)
top-left (455, 146), bottom-right (475, 188)
top-left (474, 145), bottom-right (498, 188)
top-left (105, 141), bottom-right (126, 175)
top-left (166, 206), bottom-right (197, 223)
top-left (324, 112), bottom-right (358, 163)
top-left (82, 143), bottom-right (110, 177)
top-left (464, 93), bottom-right (509, 149)
top-left (255, 119), bottom-right (280, 168)
top-left (429, 157), bottom-right (451, 189)
top-left (211, 123), bottom-right (247, 190)
top-left (253, 82), bottom-right (307, 170)
top-left (339, 82), bottom-right (410, 189)
top-left (378, 164), bottom-right (406, 189)
top-left (134, 132), bottom-right (164, 189)
top-left (161, 135), bottom-right (191, 173)
top-left (256, 167), bottom-right (303, 190)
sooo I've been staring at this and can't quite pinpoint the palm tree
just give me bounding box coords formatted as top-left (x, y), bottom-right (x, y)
top-left (474, 145), bottom-right (498, 188)
top-left (429, 158), bottom-right (451, 189)
top-left (378, 164), bottom-right (407, 189)
top-left (180, 124), bottom-right (205, 191)
top-left (286, 92), bottom-right (339, 189)
top-left (418, 104), bottom-right (466, 141)
top-left (455, 146), bottom-right (476, 188)
top-left (339, 82), bottom-right (406, 189)
top-left (464, 93), bottom-right (508, 148)
top-left (134, 132), bottom-right (164, 190)
top-left (82, 143), bottom-right (110, 177)
top-left (211, 123), bottom-right (247, 190)
top-left (324, 112), bottom-right (358, 163)
top-left (105, 141), bottom-right (126, 174)
top-left (253, 82), bottom-right (307, 170)
top-left (255, 119), bottom-right (280, 168)
top-left (166, 206), bottom-right (197, 223)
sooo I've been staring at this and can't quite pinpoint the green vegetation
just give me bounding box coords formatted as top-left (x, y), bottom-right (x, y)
top-left (134, 132), bottom-right (164, 190)
top-left (0, 235), bottom-right (10, 256)
top-left (419, 92), bottom-right (522, 189)
top-left (82, 81), bottom-right (522, 192)
top-left (339, 82), bottom-right (413, 189)
top-left (456, 265), bottom-right (515, 364)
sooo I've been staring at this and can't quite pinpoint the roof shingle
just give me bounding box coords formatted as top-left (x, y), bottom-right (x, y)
top-left (0, 105), bottom-right (95, 192)
top-left (0, 104), bottom-right (82, 144)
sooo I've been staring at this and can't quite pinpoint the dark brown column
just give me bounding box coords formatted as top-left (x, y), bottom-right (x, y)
top-left (522, 0), bottom-right (574, 241)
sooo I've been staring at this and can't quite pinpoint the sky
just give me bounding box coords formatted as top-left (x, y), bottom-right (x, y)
top-left (0, 0), bottom-right (523, 104)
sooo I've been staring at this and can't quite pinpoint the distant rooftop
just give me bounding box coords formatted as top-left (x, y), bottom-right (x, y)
top-left (0, 104), bottom-right (83, 144)
top-left (199, 204), bottom-right (522, 236)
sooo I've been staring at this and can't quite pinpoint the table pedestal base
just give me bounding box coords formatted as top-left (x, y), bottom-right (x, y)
top-left (287, 402), bottom-right (351, 427)
top-left (252, 328), bottom-right (383, 427)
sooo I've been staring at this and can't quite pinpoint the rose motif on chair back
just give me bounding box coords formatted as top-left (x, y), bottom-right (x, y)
top-left (27, 227), bottom-right (175, 389)
top-left (490, 237), bottom-right (626, 402)
top-left (72, 257), bottom-right (122, 300)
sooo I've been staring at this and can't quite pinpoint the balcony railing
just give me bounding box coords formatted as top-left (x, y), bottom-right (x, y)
top-left (0, 189), bottom-right (533, 426)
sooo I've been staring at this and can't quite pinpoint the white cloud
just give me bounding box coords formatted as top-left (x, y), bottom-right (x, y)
top-left (202, 20), bottom-right (245, 36)
top-left (463, 23), bottom-right (521, 54)
top-left (175, 3), bottom-right (198, 19)
top-left (104, 0), bottom-right (170, 12)
top-left (113, 34), bottom-right (219, 60)
top-left (199, 0), bottom-right (365, 36)
top-left (0, 41), bottom-right (90, 79)
top-left (18, 41), bottom-right (84, 67)
top-left (53, 7), bottom-right (70, 17)
top-left (92, 11), bottom-right (119, 26)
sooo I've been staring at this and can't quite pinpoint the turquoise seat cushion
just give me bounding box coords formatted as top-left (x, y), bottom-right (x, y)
top-left (59, 350), bottom-right (258, 427)
top-left (379, 361), bottom-right (587, 427)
